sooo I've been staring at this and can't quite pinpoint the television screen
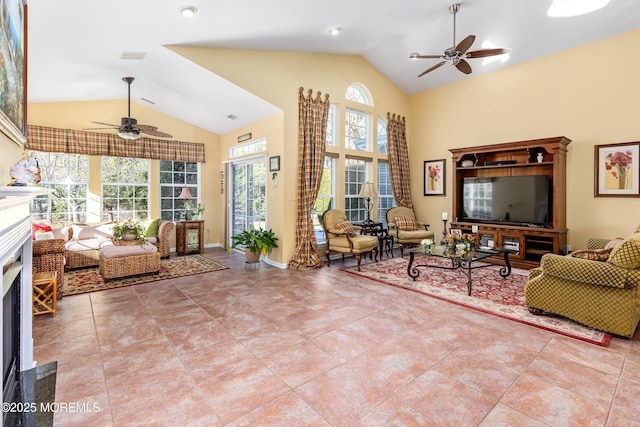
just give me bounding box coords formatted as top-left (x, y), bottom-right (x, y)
top-left (462, 175), bottom-right (550, 225)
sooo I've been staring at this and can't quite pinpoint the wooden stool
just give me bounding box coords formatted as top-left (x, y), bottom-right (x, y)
top-left (32, 268), bottom-right (57, 317)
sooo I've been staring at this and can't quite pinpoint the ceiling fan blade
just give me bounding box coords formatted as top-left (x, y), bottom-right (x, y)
top-left (90, 121), bottom-right (119, 127)
top-left (418, 61), bottom-right (446, 77)
top-left (466, 48), bottom-right (511, 59)
top-left (456, 35), bottom-right (476, 55)
top-left (141, 129), bottom-right (173, 138)
top-left (456, 59), bottom-right (472, 75)
top-left (410, 54), bottom-right (443, 59)
top-left (135, 124), bottom-right (159, 132)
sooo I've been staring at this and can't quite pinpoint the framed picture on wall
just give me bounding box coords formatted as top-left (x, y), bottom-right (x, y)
top-left (424, 159), bottom-right (445, 196)
top-left (0, 0), bottom-right (28, 146)
top-left (269, 155), bottom-right (280, 172)
top-left (594, 142), bottom-right (640, 197)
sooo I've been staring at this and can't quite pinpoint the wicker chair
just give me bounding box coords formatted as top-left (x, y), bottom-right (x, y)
top-left (525, 228), bottom-right (640, 337)
top-left (386, 207), bottom-right (435, 257)
top-left (152, 220), bottom-right (174, 258)
top-left (32, 239), bottom-right (66, 299)
top-left (321, 209), bottom-right (378, 271)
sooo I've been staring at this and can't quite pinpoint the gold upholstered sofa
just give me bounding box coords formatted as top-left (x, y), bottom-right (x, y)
top-left (525, 226), bottom-right (640, 337)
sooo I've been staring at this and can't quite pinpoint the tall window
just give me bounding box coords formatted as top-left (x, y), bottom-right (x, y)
top-left (377, 162), bottom-right (395, 224)
top-left (313, 156), bottom-right (335, 244)
top-left (160, 160), bottom-right (199, 221)
top-left (344, 158), bottom-right (368, 223)
top-left (31, 152), bottom-right (89, 225)
top-left (101, 157), bottom-right (150, 222)
top-left (326, 104), bottom-right (336, 146)
top-left (345, 109), bottom-right (369, 151)
top-left (377, 118), bottom-right (388, 154)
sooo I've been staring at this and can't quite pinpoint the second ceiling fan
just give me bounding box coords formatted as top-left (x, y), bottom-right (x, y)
top-left (410, 3), bottom-right (511, 77)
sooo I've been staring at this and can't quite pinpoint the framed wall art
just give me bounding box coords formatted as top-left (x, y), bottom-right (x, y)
top-left (424, 159), bottom-right (445, 196)
top-left (594, 142), bottom-right (639, 197)
top-left (0, 0), bottom-right (27, 146)
top-left (269, 155), bottom-right (280, 172)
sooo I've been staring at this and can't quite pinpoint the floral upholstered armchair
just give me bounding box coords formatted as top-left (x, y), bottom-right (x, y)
top-left (525, 226), bottom-right (640, 337)
top-left (386, 207), bottom-right (435, 257)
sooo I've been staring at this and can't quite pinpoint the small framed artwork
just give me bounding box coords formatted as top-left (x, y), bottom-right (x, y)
top-left (269, 155), bottom-right (280, 172)
top-left (0, 0), bottom-right (28, 146)
top-left (424, 159), bottom-right (445, 196)
top-left (450, 229), bottom-right (462, 238)
top-left (594, 142), bottom-right (640, 197)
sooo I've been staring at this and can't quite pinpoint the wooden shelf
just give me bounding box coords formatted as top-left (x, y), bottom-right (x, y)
top-left (449, 136), bottom-right (571, 269)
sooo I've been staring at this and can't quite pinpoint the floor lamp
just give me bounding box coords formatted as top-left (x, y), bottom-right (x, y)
top-left (359, 182), bottom-right (378, 224)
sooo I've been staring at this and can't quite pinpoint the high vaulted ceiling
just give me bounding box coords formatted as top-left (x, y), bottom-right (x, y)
top-left (27, 0), bottom-right (640, 135)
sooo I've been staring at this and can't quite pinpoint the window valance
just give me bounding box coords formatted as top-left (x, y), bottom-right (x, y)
top-left (26, 125), bottom-right (206, 163)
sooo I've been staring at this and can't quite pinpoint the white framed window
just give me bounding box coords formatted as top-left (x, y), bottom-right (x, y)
top-left (344, 158), bottom-right (369, 223)
top-left (101, 156), bottom-right (150, 222)
top-left (345, 109), bottom-right (369, 151)
top-left (30, 152), bottom-right (89, 225)
top-left (230, 139), bottom-right (267, 158)
top-left (345, 84), bottom-right (370, 105)
top-left (377, 117), bottom-right (388, 154)
top-left (313, 156), bottom-right (335, 245)
top-left (377, 161), bottom-right (396, 224)
top-left (160, 160), bottom-right (199, 221)
top-left (326, 104), bottom-right (336, 146)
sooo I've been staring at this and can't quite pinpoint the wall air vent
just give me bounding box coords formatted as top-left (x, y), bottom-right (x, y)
top-left (120, 51), bottom-right (147, 60)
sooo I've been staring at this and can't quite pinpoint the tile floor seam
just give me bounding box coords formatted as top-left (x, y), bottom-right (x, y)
top-left (603, 343), bottom-right (632, 426)
top-left (88, 292), bottom-right (116, 426)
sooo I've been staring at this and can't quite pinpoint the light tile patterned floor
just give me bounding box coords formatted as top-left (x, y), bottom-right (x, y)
top-left (33, 248), bottom-right (640, 426)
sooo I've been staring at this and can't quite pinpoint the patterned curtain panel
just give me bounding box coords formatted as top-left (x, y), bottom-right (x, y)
top-left (387, 113), bottom-right (413, 209)
top-left (288, 88), bottom-right (330, 270)
top-left (26, 125), bottom-right (205, 163)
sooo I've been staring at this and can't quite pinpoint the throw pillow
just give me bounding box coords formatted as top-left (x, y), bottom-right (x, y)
top-left (32, 222), bottom-right (52, 240)
top-left (607, 232), bottom-right (640, 269)
top-left (335, 221), bottom-right (355, 236)
top-left (604, 238), bottom-right (624, 250)
top-left (145, 218), bottom-right (160, 237)
top-left (570, 248), bottom-right (612, 261)
top-left (394, 216), bottom-right (417, 231)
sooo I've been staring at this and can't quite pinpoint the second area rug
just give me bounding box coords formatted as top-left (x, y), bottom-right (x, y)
top-left (64, 254), bottom-right (228, 296)
top-left (341, 257), bottom-right (611, 346)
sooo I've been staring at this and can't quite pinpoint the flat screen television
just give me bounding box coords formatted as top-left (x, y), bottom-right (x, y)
top-left (461, 175), bottom-right (550, 225)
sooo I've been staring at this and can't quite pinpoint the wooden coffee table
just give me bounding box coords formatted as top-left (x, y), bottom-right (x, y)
top-left (407, 246), bottom-right (511, 296)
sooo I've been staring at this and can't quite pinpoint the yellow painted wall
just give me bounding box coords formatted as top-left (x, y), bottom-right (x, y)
top-left (0, 135), bottom-right (27, 184)
top-left (409, 29), bottom-right (640, 249)
top-left (26, 100), bottom-right (222, 247)
top-left (170, 47), bottom-right (410, 264)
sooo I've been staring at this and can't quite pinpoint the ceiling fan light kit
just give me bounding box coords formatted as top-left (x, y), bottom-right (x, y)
top-left (410, 3), bottom-right (511, 78)
top-left (547, 0), bottom-right (610, 17)
top-left (84, 77), bottom-right (173, 140)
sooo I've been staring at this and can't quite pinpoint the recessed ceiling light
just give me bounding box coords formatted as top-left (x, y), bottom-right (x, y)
top-left (179, 6), bottom-right (198, 18)
top-left (327, 26), bottom-right (342, 36)
top-left (547, 0), bottom-right (609, 17)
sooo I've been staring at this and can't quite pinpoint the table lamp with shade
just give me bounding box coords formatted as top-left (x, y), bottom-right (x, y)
top-left (359, 182), bottom-right (378, 224)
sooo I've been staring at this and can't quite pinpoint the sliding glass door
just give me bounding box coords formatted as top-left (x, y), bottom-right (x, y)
top-left (229, 157), bottom-right (267, 243)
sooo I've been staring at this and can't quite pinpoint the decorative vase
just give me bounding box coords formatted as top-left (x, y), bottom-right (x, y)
top-left (537, 152), bottom-right (544, 163)
top-left (245, 249), bottom-right (260, 263)
top-left (122, 233), bottom-right (137, 241)
top-left (618, 167), bottom-right (627, 189)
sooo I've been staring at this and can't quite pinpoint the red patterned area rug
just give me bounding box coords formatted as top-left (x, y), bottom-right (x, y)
top-left (341, 257), bottom-right (611, 347)
top-left (64, 255), bottom-right (228, 296)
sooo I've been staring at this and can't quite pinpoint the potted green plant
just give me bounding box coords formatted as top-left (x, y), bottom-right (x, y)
top-left (112, 218), bottom-right (145, 241)
top-left (184, 201), bottom-right (205, 220)
top-left (228, 228), bottom-right (279, 262)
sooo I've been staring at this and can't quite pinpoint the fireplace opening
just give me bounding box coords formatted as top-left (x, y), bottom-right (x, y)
top-left (2, 259), bottom-right (21, 426)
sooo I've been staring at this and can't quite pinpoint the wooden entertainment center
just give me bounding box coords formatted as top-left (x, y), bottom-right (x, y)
top-left (449, 136), bottom-right (571, 269)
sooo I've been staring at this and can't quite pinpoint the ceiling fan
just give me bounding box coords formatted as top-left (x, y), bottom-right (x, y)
top-left (85, 77), bottom-right (173, 140)
top-left (410, 3), bottom-right (511, 77)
